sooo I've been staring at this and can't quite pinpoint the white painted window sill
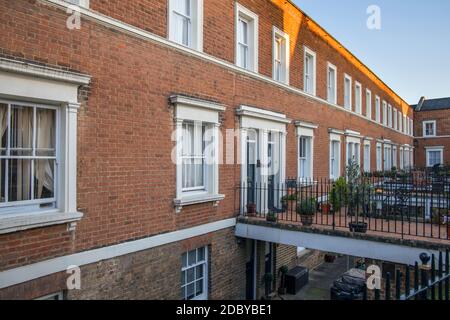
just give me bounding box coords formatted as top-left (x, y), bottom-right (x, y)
top-left (174, 194), bottom-right (225, 213)
top-left (0, 210), bottom-right (83, 234)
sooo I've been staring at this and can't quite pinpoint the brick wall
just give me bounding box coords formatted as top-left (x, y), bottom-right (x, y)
top-left (414, 109), bottom-right (450, 167)
top-left (0, 0), bottom-right (414, 297)
top-left (0, 227), bottom-right (246, 300)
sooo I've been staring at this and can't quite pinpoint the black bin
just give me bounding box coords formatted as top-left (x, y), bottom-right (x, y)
top-left (285, 266), bottom-right (309, 295)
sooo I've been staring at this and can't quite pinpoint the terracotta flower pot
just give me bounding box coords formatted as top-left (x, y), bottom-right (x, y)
top-left (321, 203), bottom-right (331, 215)
top-left (300, 215), bottom-right (313, 226)
top-left (247, 203), bottom-right (256, 217)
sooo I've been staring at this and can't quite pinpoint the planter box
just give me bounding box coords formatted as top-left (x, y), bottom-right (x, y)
top-left (349, 222), bottom-right (368, 233)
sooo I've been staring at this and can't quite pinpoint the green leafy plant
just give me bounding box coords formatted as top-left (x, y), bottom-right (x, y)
top-left (266, 212), bottom-right (278, 222)
top-left (329, 177), bottom-right (348, 212)
top-left (296, 198), bottom-right (317, 216)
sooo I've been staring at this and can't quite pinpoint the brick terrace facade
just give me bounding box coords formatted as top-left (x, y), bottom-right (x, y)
top-left (413, 98), bottom-right (450, 168)
top-left (0, 0), bottom-right (414, 299)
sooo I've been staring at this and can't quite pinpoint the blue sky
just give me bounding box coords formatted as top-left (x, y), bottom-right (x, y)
top-left (293, 0), bottom-right (450, 104)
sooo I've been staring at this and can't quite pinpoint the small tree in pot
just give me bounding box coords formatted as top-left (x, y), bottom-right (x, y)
top-left (297, 198), bottom-right (317, 226)
top-left (263, 273), bottom-right (274, 299)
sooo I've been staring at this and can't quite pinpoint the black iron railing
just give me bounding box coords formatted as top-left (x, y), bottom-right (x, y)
top-left (236, 170), bottom-right (450, 241)
top-left (369, 250), bottom-right (450, 300)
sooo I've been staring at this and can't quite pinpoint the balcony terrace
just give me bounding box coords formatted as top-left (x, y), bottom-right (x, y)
top-left (235, 168), bottom-right (450, 264)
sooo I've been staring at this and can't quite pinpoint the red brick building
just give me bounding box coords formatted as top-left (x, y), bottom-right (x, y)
top-left (0, 0), bottom-right (414, 300)
top-left (413, 97), bottom-right (450, 168)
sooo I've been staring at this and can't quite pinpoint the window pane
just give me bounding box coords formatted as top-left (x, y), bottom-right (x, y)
top-left (36, 108), bottom-right (56, 157)
top-left (197, 247), bottom-right (205, 261)
top-left (8, 159), bottom-right (32, 202)
top-left (196, 265), bottom-right (203, 278)
top-left (195, 280), bottom-right (203, 296)
top-left (188, 249), bottom-right (196, 265)
top-left (181, 270), bottom-right (186, 286)
top-left (186, 268), bottom-right (195, 283)
top-left (182, 252), bottom-right (188, 268)
top-left (10, 105), bottom-right (33, 156)
top-left (187, 283), bottom-right (195, 300)
top-left (34, 159), bottom-right (55, 200)
top-left (0, 104), bottom-right (7, 156)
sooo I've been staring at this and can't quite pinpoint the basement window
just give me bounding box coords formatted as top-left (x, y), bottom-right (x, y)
top-left (181, 246), bottom-right (208, 300)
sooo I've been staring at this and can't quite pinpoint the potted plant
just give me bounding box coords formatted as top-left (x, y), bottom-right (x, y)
top-left (321, 202), bottom-right (332, 215)
top-left (297, 198), bottom-right (317, 226)
top-left (278, 265), bottom-right (289, 295)
top-left (266, 212), bottom-right (278, 223)
top-left (329, 177), bottom-right (348, 213)
top-left (281, 193), bottom-right (298, 213)
top-left (246, 203), bottom-right (256, 217)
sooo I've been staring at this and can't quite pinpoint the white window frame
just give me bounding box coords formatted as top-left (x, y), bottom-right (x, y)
top-left (303, 47), bottom-right (316, 96)
top-left (363, 140), bottom-right (371, 173)
top-left (181, 246), bottom-right (208, 300)
top-left (67, 0), bottom-right (89, 7)
top-left (393, 108), bottom-right (398, 130)
top-left (346, 136), bottom-right (361, 167)
top-left (296, 122), bottom-right (317, 182)
top-left (329, 132), bottom-right (342, 180)
top-left (384, 145), bottom-right (392, 171)
top-left (423, 120), bottom-right (436, 137)
top-left (399, 112), bottom-right (403, 133)
top-left (375, 96), bottom-right (381, 123)
top-left (344, 74), bottom-right (352, 110)
top-left (366, 89), bottom-right (372, 119)
top-left (35, 292), bottom-right (64, 300)
top-left (0, 58), bottom-right (89, 234)
top-left (382, 101), bottom-right (387, 126)
top-left (0, 100), bottom-right (59, 213)
top-left (272, 27), bottom-right (290, 85)
top-left (171, 95), bottom-right (225, 213)
top-left (426, 147), bottom-right (444, 168)
top-left (354, 82), bottom-right (362, 114)
top-left (327, 63), bottom-right (337, 104)
top-left (403, 114), bottom-right (407, 134)
top-left (388, 104), bottom-right (392, 128)
top-left (410, 119), bottom-right (414, 137)
top-left (399, 147), bottom-right (404, 170)
top-left (168, 0), bottom-right (204, 51)
top-left (235, 3), bottom-right (258, 73)
top-left (376, 143), bottom-right (382, 171)
top-left (392, 146), bottom-right (397, 169)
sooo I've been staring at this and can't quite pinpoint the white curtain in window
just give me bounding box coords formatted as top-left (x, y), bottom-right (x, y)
top-left (35, 109), bottom-right (55, 199)
top-left (0, 105), bottom-right (7, 201)
top-left (12, 106), bottom-right (33, 201)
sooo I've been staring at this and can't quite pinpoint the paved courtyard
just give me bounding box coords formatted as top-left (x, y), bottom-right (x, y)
top-left (280, 255), bottom-right (354, 300)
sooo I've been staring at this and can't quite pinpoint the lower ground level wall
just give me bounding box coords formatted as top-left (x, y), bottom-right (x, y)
top-left (0, 226), bottom-right (326, 300)
top-left (0, 227), bottom-right (249, 300)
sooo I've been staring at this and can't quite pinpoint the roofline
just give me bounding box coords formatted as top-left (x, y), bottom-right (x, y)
top-left (285, 0), bottom-right (411, 110)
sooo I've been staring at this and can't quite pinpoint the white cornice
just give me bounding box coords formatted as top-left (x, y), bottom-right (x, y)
top-left (0, 58), bottom-right (91, 85)
top-left (295, 121), bottom-right (318, 129)
top-left (237, 105), bottom-right (291, 124)
top-left (170, 95), bottom-right (226, 112)
top-left (329, 128), bottom-right (345, 135)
